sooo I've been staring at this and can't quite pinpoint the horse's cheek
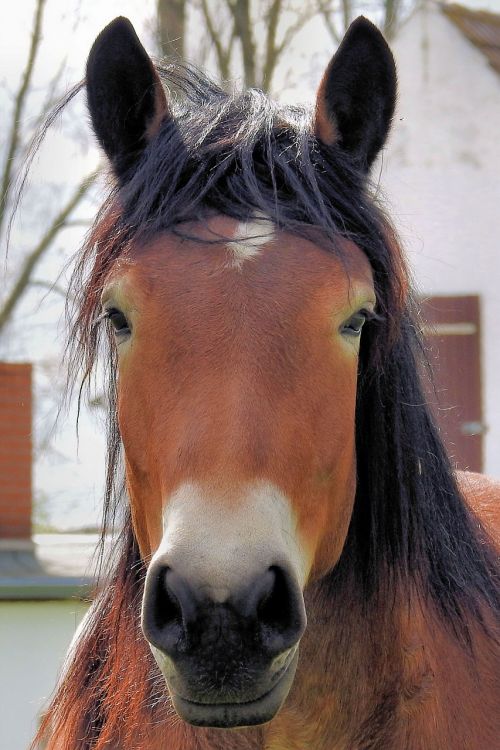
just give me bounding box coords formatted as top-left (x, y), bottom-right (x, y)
top-left (116, 374), bottom-right (165, 555)
top-left (306, 369), bottom-right (358, 577)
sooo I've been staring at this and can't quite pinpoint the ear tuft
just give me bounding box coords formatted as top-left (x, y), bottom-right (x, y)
top-left (315, 17), bottom-right (397, 171)
top-left (86, 17), bottom-right (168, 179)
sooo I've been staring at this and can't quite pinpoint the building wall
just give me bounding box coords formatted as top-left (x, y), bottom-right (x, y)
top-left (0, 600), bottom-right (89, 750)
top-left (0, 363), bottom-right (32, 539)
top-left (380, 4), bottom-right (500, 476)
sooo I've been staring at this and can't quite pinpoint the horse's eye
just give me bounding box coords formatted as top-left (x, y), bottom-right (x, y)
top-left (341, 311), bottom-right (368, 337)
top-left (105, 308), bottom-right (131, 339)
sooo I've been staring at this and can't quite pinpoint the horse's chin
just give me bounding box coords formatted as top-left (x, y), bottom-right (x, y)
top-left (165, 650), bottom-right (299, 729)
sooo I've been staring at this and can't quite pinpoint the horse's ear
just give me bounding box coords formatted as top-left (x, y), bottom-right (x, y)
top-left (86, 17), bottom-right (168, 179)
top-left (314, 17), bottom-right (397, 172)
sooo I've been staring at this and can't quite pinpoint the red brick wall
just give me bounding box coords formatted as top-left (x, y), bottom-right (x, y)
top-left (0, 363), bottom-right (32, 539)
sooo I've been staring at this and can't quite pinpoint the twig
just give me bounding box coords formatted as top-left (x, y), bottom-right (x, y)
top-left (0, 169), bottom-right (99, 336)
top-left (0, 0), bottom-right (47, 239)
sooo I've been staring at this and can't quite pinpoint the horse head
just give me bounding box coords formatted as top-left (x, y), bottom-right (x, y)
top-left (84, 16), bottom-right (396, 728)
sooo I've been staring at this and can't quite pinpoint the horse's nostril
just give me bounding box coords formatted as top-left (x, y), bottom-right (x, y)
top-left (143, 566), bottom-right (187, 653)
top-left (254, 566), bottom-right (306, 655)
top-left (156, 569), bottom-right (178, 625)
top-left (142, 561), bottom-right (306, 660)
top-left (258, 566), bottom-right (290, 630)
top-left (164, 569), bottom-right (198, 626)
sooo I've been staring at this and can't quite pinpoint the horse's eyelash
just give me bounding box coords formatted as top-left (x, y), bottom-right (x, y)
top-left (93, 309), bottom-right (116, 328)
top-left (363, 310), bottom-right (384, 324)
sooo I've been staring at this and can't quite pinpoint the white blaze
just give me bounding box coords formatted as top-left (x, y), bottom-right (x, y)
top-left (229, 215), bottom-right (275, 269)
top-left (151, 481), bottom-right (310, 599)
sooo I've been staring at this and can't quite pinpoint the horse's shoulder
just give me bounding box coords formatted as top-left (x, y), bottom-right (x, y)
top-left (456, 470), bottom-right (500, 544)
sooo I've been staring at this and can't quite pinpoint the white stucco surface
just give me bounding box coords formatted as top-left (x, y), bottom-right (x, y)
top-left (0, 600), bottom-right (89, 750)
top-left (380, 4), bottom-right (500, 476)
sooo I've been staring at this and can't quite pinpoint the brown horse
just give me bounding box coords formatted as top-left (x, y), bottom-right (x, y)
top-left (35, 16), bottom-right (499, 750)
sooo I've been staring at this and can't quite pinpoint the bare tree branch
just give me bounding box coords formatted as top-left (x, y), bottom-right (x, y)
top-left (30, 279), bottom-right (70, 299)
top-left (32, 57), bottom-right (68, 132)
top-left (262, 0), bottom-right (282, 90)
top-left (0, 169), bottom-right (99, 336)
top-left (275, 5), bottom-right (318, 59)
top-left (154, 0), bottom-right (408, 94)
top-left (62, 219), bottom-right (94, 227)
top-left (200, 0), bottom-right (234, 80)
top-left (342, 0), bottom-right (352, 31)
top-left (316, 0), bottom-right (341, 43)
top-left (226, 0), bottom-right (257, 87)
top-left (384, 0), bottom-right (400, 38)
top-left (157, 0), bottom-right (186, 57)
top-left (0, 0), bottom-right (46, 239)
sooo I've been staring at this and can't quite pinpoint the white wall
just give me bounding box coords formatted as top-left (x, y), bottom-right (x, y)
top-left (380, 4), bottom-right (500, 476)
top-left (0, 601), bottom-right (89, 750)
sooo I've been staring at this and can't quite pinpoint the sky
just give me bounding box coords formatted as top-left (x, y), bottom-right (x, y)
top-left (1, 0), bottom-right (500, 529)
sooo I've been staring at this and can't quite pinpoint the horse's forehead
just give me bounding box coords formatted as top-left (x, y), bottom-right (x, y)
top-left (111, 216), bottom-right (374, 307)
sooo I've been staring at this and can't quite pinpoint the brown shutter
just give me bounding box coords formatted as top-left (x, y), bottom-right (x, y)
top-left (420, 295), bottom-right (483, 472)
top-left (0, 363), bottom-right (32, 539)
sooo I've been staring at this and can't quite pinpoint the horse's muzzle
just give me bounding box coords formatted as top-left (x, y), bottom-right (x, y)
top-left (170, 648), bottom-right (300, 727)
top-left (141, 562), bottom-right (306, 726)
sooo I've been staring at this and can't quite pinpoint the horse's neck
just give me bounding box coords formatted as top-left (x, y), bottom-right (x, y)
top-left (262, 581), bottom-right (400, 749)
top-left (263, 580), bottom-right (499, 750)
top-left (147, 724), bottom-right (263, 750)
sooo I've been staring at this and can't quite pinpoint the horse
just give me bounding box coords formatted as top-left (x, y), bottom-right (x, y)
top-left (34, 15), bottom-right (499, 750)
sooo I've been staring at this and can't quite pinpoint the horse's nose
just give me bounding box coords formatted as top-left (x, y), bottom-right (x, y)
top-left (142, 562), bottom-right (306, 658)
